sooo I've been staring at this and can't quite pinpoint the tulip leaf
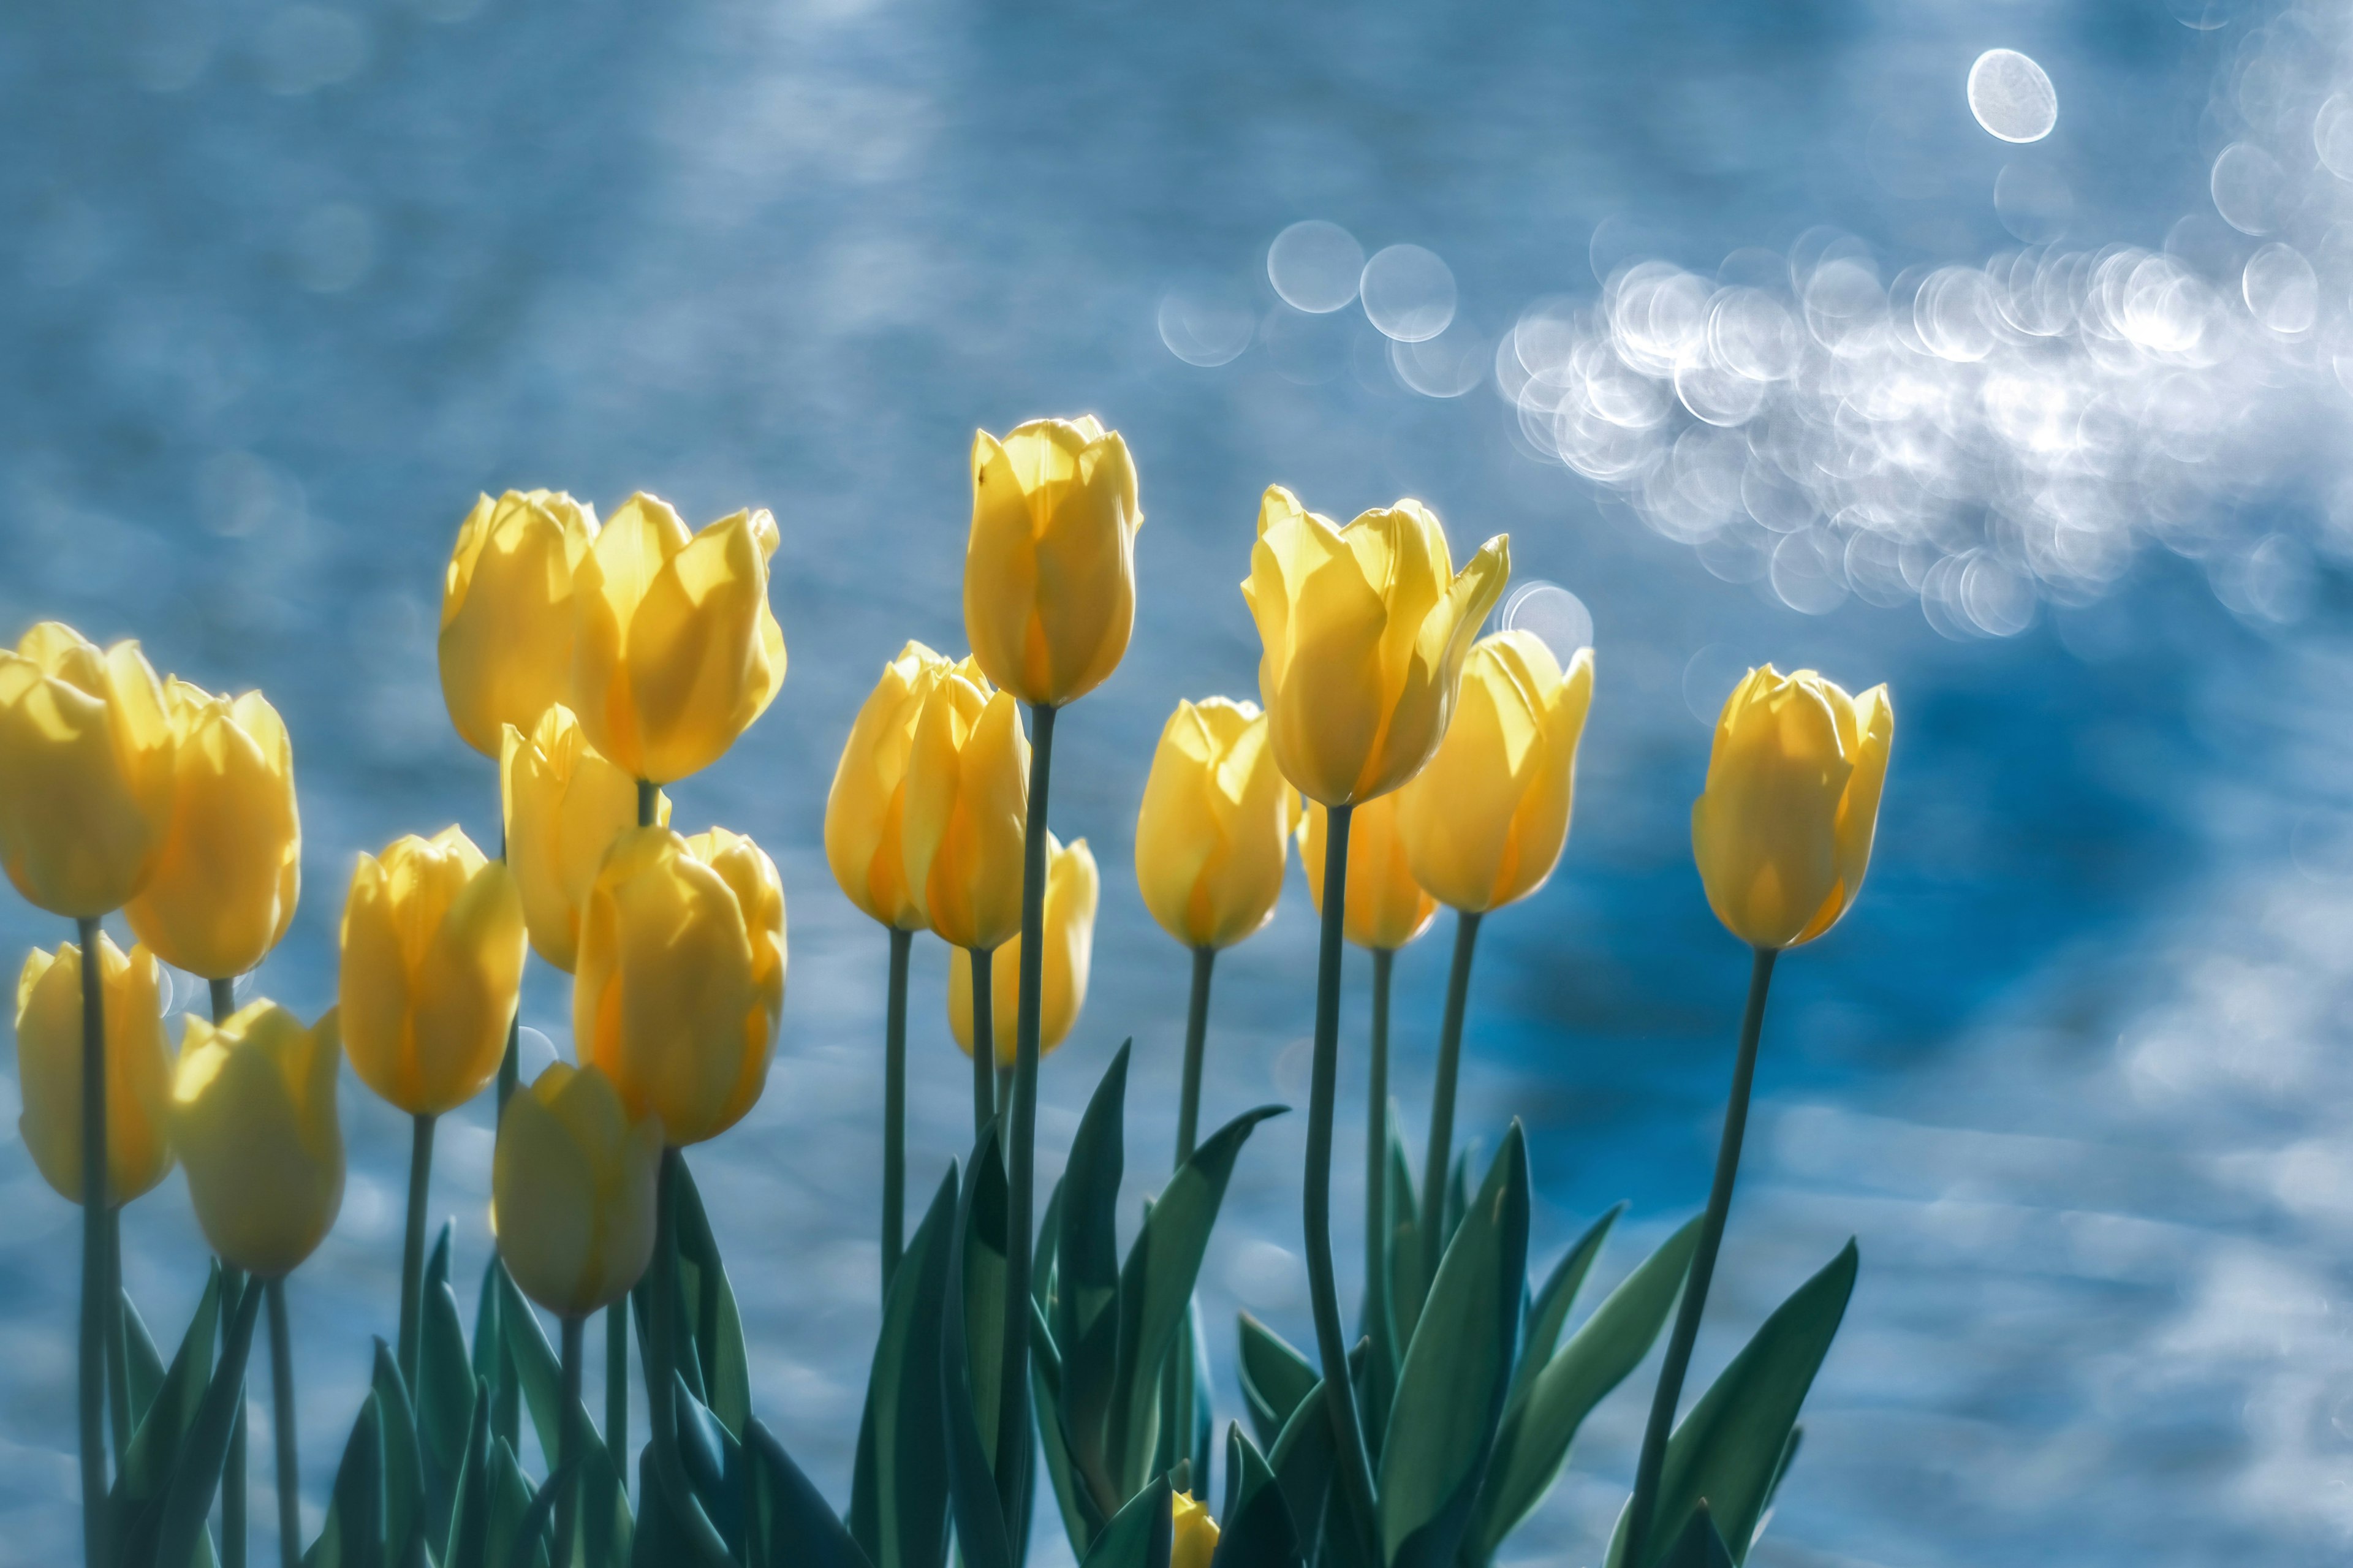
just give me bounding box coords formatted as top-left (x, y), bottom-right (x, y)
top-left (1237, 1314), bottom-right (1317, 1452)
top-left (1150, 1298), bottom-right (1215, 1485)
top-left (474, 1259), bottom-right (509, 1428)
top-left (420, 1229), bottom-right (477, 1554)
top-left (502, 1458), bottom-right (575, 1568)
top-left (303, 1389), bottom-right (384, 1568)
top-left (496, 1269), bottom-right (565, 1465)
top-left (1469, 1215), bottom-right (1699, 1564)
top-left (1605, 1241), bottom-right (1858, 1568)
top-left (746, 1417), bottom-right (871, 1568)
top-left (851, 1163), bottom-right (957, 1568)
top-left (629, 1442), bottom-right (698, 1568)
top-left (1078, 1472), bottom-right (1171, 1568)
top-left (1033, 1298), bottom-right (1108, 1559)
top-left (121, 1286), bottom-right (169, 1430)
top-left (1655, 1503), bottom-right (1735, 1568)
top-left (368, 1339), bottom-right (429, 1568)
top-left (1384, 1127), bottom-right (1424, 1352)
top-left (1209, 1423), bottom-right (1300, 1568)
top-left (672, 1157), bottom-right (752, 1439)
top-left (446, 1383), bottom-right (494, 1568)
top-left (671, 1374), bottom-right (746, 1555)
top-left (1053, 1043), bottom-right (1131, 1509)
top-left (1506, 1204), bottom-right (1626, 1419)
top-left (1267, 1378), bottom-right (1335, 1559)
top-left (944, 1130), bottom-right (1015, 1568)
top-left (582, 1428), bottom-right (633, 1568)
top-left (1035, 1179), bottom-right (1064, 1315)
top-left (482, 1439), bottom-right (540, 1568)
top-left (151, 1273), bottom-right (263, 1568)
top-left (113, 1261), bottom-right (224, 1548)
top-left (1377, 1124), bottom-right (1529, 1568)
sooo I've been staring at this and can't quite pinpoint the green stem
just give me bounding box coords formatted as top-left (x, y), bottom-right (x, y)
top-left (997, 700), bottom-right (1056, 1542)
top-left (105, 1202), bottom-right (129, 1463)
top-left (1305, 806), bottom-right (1379, 1555)
top-left (495, 809), bottom-right (523, 1453)
top-left (222, 1261), bottom-right (249, 1568)
top-left (553, 1314), bottom-right (585, 1568)
top-left (605, 1300), bottom-right (628, 1500)
top-left (883, 926), bottom-right (914, 1297)
top-left (1621, 946), bottom-right (1778, 1568)
top-left (75, 914), bottom-right (106, 1568)
top-left (968, 948), bottom-right (996, 1139)
top-left (267, 1277), bottom-right (300, 1568)
top-left (647, 1149), bottom-right (731, 1561)
top-left (1362, 945), bottom-right (1395, 1343)
top-left (1417, 910), bottom-right (1483, 1295)
top-left (1174, 946), bottom-right (1215, 1167)
top-left (398, 1113), bottom-right (435, 1391)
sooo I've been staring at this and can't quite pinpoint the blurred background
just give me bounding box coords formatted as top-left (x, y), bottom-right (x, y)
top-left (4, 0), bottom-right (2352, 1562)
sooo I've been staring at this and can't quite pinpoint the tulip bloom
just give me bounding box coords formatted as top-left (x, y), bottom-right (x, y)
top-left (949, 833), bottom-right (1097, 1067)
top-left (439, 490), bottom-right (599, 759)
top-left (503, 705), bottom-right (667, 973)
top-left (1396, 632), bottom-right (1594, 914)
top-left (900, 664), bottom-right (1029, 953)
top-left (172, 1001), bottom-right (345, 1278)
top-left (0, 623), bottom-right (173, 918)
top-left (493, 1061), bottom-right (661, 1318)
top-left (1241, 488), bottom-right (1510, 809)
top-left (570, 493), bottom-right (785, 786)
top-left (15, 936), bottom-right (175, 1206)
top-left (1135, 698), bottom-right (1297, 950)
top-left (339, 827), bottom-right (527, 1116)
top-left (1691, 667), bottom-right (1893, 950)
top-left (126, 681), bottom-right (301, 980)
top-left (964, 418), bottom-right (1142, 708)
top-left (576, 825), bottom-right (786, 1146)
top-left (1172, 1491), bottom-right (1220, 1568)
top-left (1298, 794), bottom-right (1437, 952)
top-left (825, 642), bottom-right (972, 933)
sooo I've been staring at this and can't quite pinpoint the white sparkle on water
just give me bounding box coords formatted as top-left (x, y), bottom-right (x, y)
top-left (1969, 49), bottom-right (2059, 143)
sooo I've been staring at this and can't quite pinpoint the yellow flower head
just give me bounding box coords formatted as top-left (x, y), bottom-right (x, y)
top-left (15, 935), bottom-right (175, 1206)
top-left (900, 660), bottom-right (1029, 952)
top-left (438, 490), bottom-right (599, 757)
top-left (1135, 697), bottom-right (1298, 950)
top-left (502, 704), bottom-right (668, 973)
top-left (172, 1000), bottom-right (344, 1278)
top-left (1171, 1491), bottom-right (1219, 1568)
top-left (1298, 793), bottom-right (1438, 952)
top-left (949, 833), bottom-right (1098, 1068)
top-left (825, 641), bottom-right (963, 933)
top-left (493, 1061), bottom-right (662, 1318)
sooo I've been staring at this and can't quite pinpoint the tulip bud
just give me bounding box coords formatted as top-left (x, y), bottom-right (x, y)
top-left (570, 493), bottom-right (785, 785)
top-left (493, 1061), bottom-right (661, 1317)
top-left (0, 623), bottom-right (174, 917)
top-left (439, 490), bottom-right (600, 758)
top-left (1134, 697), bottom-right (1298, 950)
top-left (1395, 632), bottom-right (1594, 914)
top-left (172, 1001), bottom-right (344, 1278)
top-left (338, 827), bottom-right (526, 1116)
top-left (900, 662), bottom-right (1029, 952)
top-left (1171, 1491), bottom-right (1219, 1568)
top-left (964, 418), bottom-right (1142, 707)
top-left (15, 936), bottom-right (175, 1206)
top-left (1241, 488), bottom-right (1510, 808)
top-left (1298, 793), bottom-right (1437, 952)
top-left (1691, 666), bottom-right (1893, 950)
top-left (126, 681), bottom-right (301, 980)
top-left (576, 825), bottom-right (786, 1146)
top-left (949, 834), bottom-right (1097, 1067)
top-left (825, 642), bottom-right (961, 932)
top-left (502, 705), bottom-right (667, 973)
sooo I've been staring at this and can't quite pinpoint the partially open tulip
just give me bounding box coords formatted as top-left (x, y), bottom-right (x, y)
top-left (126, 681), bottom-right (300, 979)
top-left (900, 664), bottom-right (1029, 952)
top-left (949, 834), bottom-right (1097, 1067)
top-left (1298, 794), bottom-right (1436, 952)
top-left (825, 642), bottom-right (968, 933)
top-left (339, 827), bottom-right (526, 1116)
top-left (964, 418), bottom-right (1142, 707)
top-left (172, 1000), bottom-right (344, 1278)
top-left (0, 623), bottom-right (173, 917)
top-left (439, 490), bottom-right (599, 759)
top-left (570, 493), bottom-right (785, 786)
top-left (503, 705), bottom-right (667, 972)
top-left (1171, 1491), bottom-right (1219, 1568)
top-left (1691, 666), bottom-right (1893, 949)
top-left (1135, 697), bottom-right (1297, 950)
top-left (15, 936), bottom-right (174, 1206)
top-left (1241, 488), bottom-right (1510, 808)
top-left (493, 1061), bottom-right (661, 1317)
top-left (1396, 632), bottom-right (1594, 914)
top-left (576, 825), bottom-right (786, 1146)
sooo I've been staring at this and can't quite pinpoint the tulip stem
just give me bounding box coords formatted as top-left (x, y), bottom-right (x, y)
top-left (74, 915), bottom-right (107, 1568)
top-left (398, 1113), bottom-right (435, 1391)
top-left (998, 699), bottom-right (1057, 1543)
top-left (1417, 910), bottom-right (1483, 1298)
top-left (552, 1314), bottom-right (584, 1568)
top-left (883, 926), bottom-right (913, 1297)
top-left (495, 812), bottom-right (523, 1455)
top-left (1174, 947), bottom-right (1216, 1167)
top-left (1305, 806), bottom-right (1380, 1558)
top-left (105, 1203), bottom-right (130, 1463)
top-left (1361, 945), bottom-right (1394, 1349)
top-left (605, 1300), bottom-right (628, 1499)
top-left (968, 949), bottom-right (996, 1138)
top-left (1621, 945), bottom-right (1778, 1568)
top-left (222, 1260), bottom-right (249, 1568)
top-left (267, 1276), bottom-right (300, 1568)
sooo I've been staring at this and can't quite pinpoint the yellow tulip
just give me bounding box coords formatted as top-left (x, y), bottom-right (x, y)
top-left (964, 417), bottom-right (1143, 707)
top-left (493, 1061), bottom-right (661, 1317)
top-left (900, 662), bottom-right (1029, 952)
top-left (1395, 632), bottom-right (1594, 914)
top-left (949, 833), bottom-right (1097, 1067)
top-left (576, 825), bottom-right (786, 1146)
top-left (570, 493), bottom-right (785, 785)
top-left (502, 705), bottom-right (668, 973)
top-left (438, 490), bottom-right (600, 758)
top-left (1241, 488), bottom-right (1510, 808)
top-left (824, 641), bottom-right (965, 932)
top-left (0, 623), bottom-right (173, 917)
top-left (338, 827), bottom-right (526, 1116)
top-left (1171, 1491), bottom-right (1219, 1568)
top-left (125, 681), bottom-right (300, 979)
top-left (172, 1000), bottom-right (344, 1278)
top-left (1691, 666), bottom-right (1893, 950)
top-left (1134, 697), bottom-right (1298, 950)
top-left (14, 936), bottom-right (175, 1206)
top-left (1298, 793), bottom-right (1437, 952)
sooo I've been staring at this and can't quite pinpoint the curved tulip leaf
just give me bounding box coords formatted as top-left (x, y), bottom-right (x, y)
top-left (1507, 1204), bottom-right (1626, 1417)
top-left (1378, 1124), bottom-right (1529, 1568)
top-left (1238, 1314), bottom-right (1316, 1451)
top-left (1267, 1377), bottom-right (1334, 1558)
top-left (369, 1339), bottom-right (428, 1568)
top-left (1209, 1422), bottom-right (1300, 1568)
top-left (481, 1439), bottom-right (537, 1568)
top-left (1656, 1503), bottom-right (1735, 1568)
top-left (1150, 1298), bottom-right (1215, 1484)
top-left (1079, 1472), bottom-right (1172, 1568)
top-left (151, 1274), bottom-right (262, 1568)
top-left (1384, 1129), bottom-right (1424, 1353)
top-left (746, 1417), bottom-right (872, 1568)
top-left (1471, 1215), bottom-right (1700, 1564)
top-left (1036, 1180), bottom-right (1065, 1314)
top-left (496, 1270), bottom-right (565, 1467)
top-left (1055, 1044), bottom-right (1131, 1506)
top-left (113, 1262), bottom-right (224, 1547)
top-left (583, 1433), bottom-right (633, 1568)
top-left (302, 1390), bottom-right (384, 1568)
top-left (445, 1382), bottom-right (494, 1568)
top-left (121, 1287), bottom-right (168, 1430)
top-left (502, 1458), bottom-right (576, 1568)
top-left (1034, 1296), bottom-right (1108, 1559)
top-left (420, 1225), bottom-right (475, 1551)
top-left (672, 1374), bottom-right (746, 1555)
top-left (673, 1159), bottom-right (752, 1437)
top-left (852, 1164), bottom-right (958, 1568)
top-left (943, 1132), bottom-right (1014, 1568)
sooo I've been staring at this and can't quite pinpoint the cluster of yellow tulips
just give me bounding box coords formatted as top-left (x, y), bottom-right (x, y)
top-left (2, 407), bottom-right (1893, 1568)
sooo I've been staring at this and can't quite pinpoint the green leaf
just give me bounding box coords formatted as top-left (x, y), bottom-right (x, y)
top-left (420, 1263), bottom-right (477, 1554)
top-left (1607, 1241), bottom-right (1859, 1568)
top-left (1078, 1473), bottom-right (1170, 1568)
top-left (1377, 1124), bottom-right (1529, 1568)
top-left (1033, 1300), bottom-right (1107, 1561)
top-left (1471, 1216), bottom-right (1699, 1564)
top-left (113, 1262), bottom-right (224, 1546)
top-left (1208, 1423), bottom-right (1299, 1568)
top-left (582, 1429), bottom-right (632, 1568)
top-left (1237, 1314), bottom-right (1316, 1453)
top-left (447, 1382), bottom-right (495, 1568)
top-left (746, 1417), bottom-right (871, 1568)
top-left (1034, 1179), bottom-right (1064, 1314)
top-left (496, 1270), bottom-right (565, 1465)
top-left (474, 1259), bottom-right (508, 1416)
top-left (1383, 1124), bottom-right (1423, 1353)
top-left (502, 1458), bottom-right (576, 1568)
top-left (1506, 1205), bottom-right (1625, 1419)
top-left (121, 1287), bottom-right (168, 1429)
top-left (1266, 1379), bottom-right (1333, 1559)
top-left (670, 1374), bottom-right (745, 1555)
top-left (1654, 1503), bottom-right (1734, 1568)
top-left (1053, 1044), bottom-right (1131, 1510)
top-left (672, 1159), bottom-right (752, 1438)
top-left (369, 1339), bottom-right (428, 1568)
top-left (942, 1130), bottom-right (1014, 1568)
top-left (151, 1272), bottom-right (263, 1568)
top-left (851, 1164), bottom-right (957, 1568)
top-left (483, 1439), bottom-right (542, 1568)
top-left (303, 1391), bottom-right (385, 1568)
top-left (1150, 1298), bottom-right (1213, 1485)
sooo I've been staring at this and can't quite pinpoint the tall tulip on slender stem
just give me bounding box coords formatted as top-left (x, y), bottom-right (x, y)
top-left (1619, 667), bottom-right (1891, 1568)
